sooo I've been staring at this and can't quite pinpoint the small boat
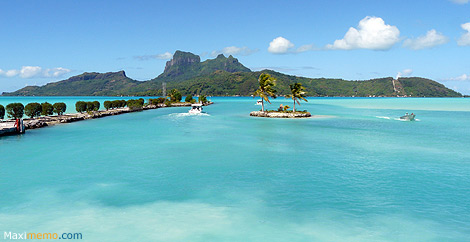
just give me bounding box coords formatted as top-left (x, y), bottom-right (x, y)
top-left (256, 100), bottom-right (262, 105)
top-left (189, 103), bottom-right (203, 114)
top-left (400, 112), bottom-right (416, 121)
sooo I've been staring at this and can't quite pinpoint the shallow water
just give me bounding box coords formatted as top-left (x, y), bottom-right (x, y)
top-left (1, 97), bottom-right (469, 241)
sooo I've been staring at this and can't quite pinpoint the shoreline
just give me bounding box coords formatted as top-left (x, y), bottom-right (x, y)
top-left (250, 111), bottom-right (312, 118)
top-left (0, 102), bottom-right (213, 135)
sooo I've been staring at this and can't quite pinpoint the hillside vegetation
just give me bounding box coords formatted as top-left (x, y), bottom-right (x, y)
top-left (2, 51), bottom-right (462, 97)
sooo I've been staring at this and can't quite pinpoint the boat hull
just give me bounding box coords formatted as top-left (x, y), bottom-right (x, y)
top-left (400, 114), bottom-right (416, 121)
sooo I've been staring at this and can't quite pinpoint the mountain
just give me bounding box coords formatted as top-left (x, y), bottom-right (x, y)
top-left (154, 50), bottom-right (251, 82)
top-left (159, 70), bottom-right (461, 97)
top-left (2, 51), bottom-right (462, 97)
top-left (5, 71), bottom-right (140, 96)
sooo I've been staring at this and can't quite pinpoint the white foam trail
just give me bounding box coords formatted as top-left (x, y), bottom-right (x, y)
top-left (377, 116), bottom-right (420, 122)
top-left (393, 118), bottom-right (419, 122)
top-left (168, 113), bottom-right (211, 118)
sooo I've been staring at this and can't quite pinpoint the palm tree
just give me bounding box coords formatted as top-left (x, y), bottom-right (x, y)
top-left (285, 82), bottom-right (307, 112)
top-left (253, 73), bottom-right (277, 112)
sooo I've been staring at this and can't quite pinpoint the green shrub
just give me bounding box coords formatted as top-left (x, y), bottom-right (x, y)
top-left (168, 89), bottom-right (182, 102)
top-left (85, 102), bottom-right (95, 112)
top-left (25, 102), bottom-right (42, 118)
top-left (198, 95), bottom-right (208, 104)
top-left (185, 95), bottom-right (194, 103)
top-left (6, 103), bottom-right (24, 119)
top-left (111, 100), bottom-right (126, 109)
top-left (148, 98), bottom-right (157, 105)
top-left (127, 99), bottom-right (144, 110)
top-left (92, 101), bottom-right (100, 111)
top-left (148, 97), bottom-right (167, 105)
top-left (75, 101), bottom-right (87, 113)
top-left (104, 101), bottom-right (112, 110)
top-left (53, 102), bottom-right (67, 115)
top-left (0, 104), bottom-right (4, 119)
top-left (164, 99), bottom-right (172, 107)
top-left (111, 100), bottom-right (119, 109)
top-left (41, 102), bottom-right (54, 116)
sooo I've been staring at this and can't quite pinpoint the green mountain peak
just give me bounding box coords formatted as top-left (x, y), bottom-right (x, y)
top-left (156, 51), bottom-right (251, 82)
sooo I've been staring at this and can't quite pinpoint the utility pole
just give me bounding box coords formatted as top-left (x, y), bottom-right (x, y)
top-left (162, 82), bottom-right (166, 97)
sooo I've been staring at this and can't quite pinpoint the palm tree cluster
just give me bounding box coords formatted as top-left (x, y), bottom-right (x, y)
top-left (253, 73), bottom-right (308, 112)
top-left (253, 73), bottom-right (277, 112)
top-left (286, 82), bottom-right (308, 112)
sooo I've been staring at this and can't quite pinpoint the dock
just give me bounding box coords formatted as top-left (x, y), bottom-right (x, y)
top-left (0, 120), bottom-right (25, 136)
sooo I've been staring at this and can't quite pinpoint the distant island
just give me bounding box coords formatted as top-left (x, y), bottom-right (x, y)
top-left (2, 50), bottom-right (462, 97)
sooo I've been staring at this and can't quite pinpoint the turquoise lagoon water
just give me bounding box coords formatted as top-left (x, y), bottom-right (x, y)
top-left (1, 97), bottom-right (469, 241)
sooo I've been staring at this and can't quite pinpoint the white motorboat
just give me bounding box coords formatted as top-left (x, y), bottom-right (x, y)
top-left (189, 103), bottom-right (203, 114)
top-left (256, 100), bottom-right (262, 105)
top-left (400, 112), bottom-right (416, 121)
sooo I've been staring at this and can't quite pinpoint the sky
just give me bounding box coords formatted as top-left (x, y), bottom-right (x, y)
top-left (1, 0), bottom-right (470, 94)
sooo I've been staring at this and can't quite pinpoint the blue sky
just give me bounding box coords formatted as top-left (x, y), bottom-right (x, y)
top-left (1, 0), bottom-right (470, 94)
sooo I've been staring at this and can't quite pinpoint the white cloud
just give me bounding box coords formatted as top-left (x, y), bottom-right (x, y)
top-left (135, 52), bottom-right (173, 61)
top-left (47, 67), bottom-right (72, 77)
top-left (403, 29), bottom-right (449, 50)
top-left (449, 74), bottom-right (470, 81)
top-left (457, 22), bottom-right (470, 46)
top-left (268, 37), bottom-right (295, 54)
top-left (395, 69), bottom-right (413, 80)
top-left (296, 44), bottom-right (315, 53)
top-left (211, 46), bottom-right (258, 57)
top-left (0, 69), bottom-right (20, 77)
top-left (0, 66), bottom-right (71, 79)
top-left (326, 16), bottom-right (400, 50)
top-left (19, 66), bottom-right (42, 78)
top-left (267, 37), bottom-right (315, 54)
top-left (449, 0), bottom-right (469, 4)
top-left (156, 52), bottom-right (173, 59)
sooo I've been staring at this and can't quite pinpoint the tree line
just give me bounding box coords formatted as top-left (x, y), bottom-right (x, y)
top-left (99, 99), bottom-right (144, 111)
top-left (0, 102), bottom-right (67, 120)
top-left (1, 93), bottom-right (209, 120)
top-left (146, 90), bottom-right (208, 106)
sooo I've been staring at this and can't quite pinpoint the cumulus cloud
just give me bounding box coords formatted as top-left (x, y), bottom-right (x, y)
top-left (0, 66), bottom-right (71, 79)
top-left (19, 66), bottom-right (42, 78)
top-left (0, 69), bottom-right (19, 77)
top-left (268, 37), bottom-right (295, 54)
top-left (211, 46), bottom-right (258, 57)
top-left (457, 23), bottom-right (470, 46)
top-left (395, 69), bottom-right (413, 80)
top-left (135, 52), bottom-right (173, 61)
top-left (449, 0), bottom-right (469, 4)
top-left (47, 67), bottom-right (72, 77)
top-left (403, 29), bottom-right (449, 50)
top-left (267, 37), bottom-right (316, 54)
top-left (448, 74), bottom-right (470, 81)
top-left (326, 16), bottom-right (400, 50)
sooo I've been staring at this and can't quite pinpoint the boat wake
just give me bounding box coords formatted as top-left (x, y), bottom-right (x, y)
top-left (376, 116), bottom-right (420, 121)
top-left (168, 113), bottom-right (211, 118)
